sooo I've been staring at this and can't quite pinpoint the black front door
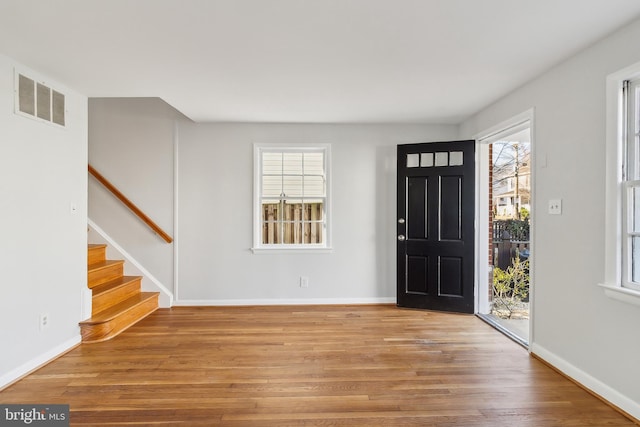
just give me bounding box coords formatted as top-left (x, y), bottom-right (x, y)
top-left (397, 140), bottom-right (475, 313)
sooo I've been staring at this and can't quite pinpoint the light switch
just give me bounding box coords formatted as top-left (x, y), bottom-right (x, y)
top-left (548, 199), bottom-right (562, 215)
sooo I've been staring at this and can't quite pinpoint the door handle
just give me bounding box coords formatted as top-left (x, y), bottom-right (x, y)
top-left (398, 235), bottom-right (406, 241)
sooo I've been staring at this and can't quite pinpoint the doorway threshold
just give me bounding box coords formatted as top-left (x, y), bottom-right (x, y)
top-left (477, 313), bottom-right (529, 349)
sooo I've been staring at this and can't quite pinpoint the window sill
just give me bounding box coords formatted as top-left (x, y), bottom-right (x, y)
top-left (251, 247), bottom-right (334, 254)
top-left (598, 283), bottom-right (640, 307)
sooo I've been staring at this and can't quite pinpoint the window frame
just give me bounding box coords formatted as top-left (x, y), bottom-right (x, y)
top-left (252, 143), bottom-right (332, 253)
top-left (600, 63), bottom-right (640, 305)
top-left (622, 79), bottom-right (640, 292)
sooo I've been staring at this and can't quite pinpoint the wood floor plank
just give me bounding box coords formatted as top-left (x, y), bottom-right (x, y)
top-left (0, 305), bottom-right (637, 426)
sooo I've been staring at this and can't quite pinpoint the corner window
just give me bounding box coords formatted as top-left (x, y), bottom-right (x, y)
top-left (601, 63), bottom-right (640, 306)
top-left (253, 144), bottom-right (331, 252)
top-left (622, 78), bottom-right (640, 292)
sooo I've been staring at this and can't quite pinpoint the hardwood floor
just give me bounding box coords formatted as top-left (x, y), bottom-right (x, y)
top-left (1, 305), bottom-right (636, 426)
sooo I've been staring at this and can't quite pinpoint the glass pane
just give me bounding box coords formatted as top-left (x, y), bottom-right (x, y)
top-left (421, 153), bottom-right (434, 167)
top-left (304, 175), bottom-right (325, 197)
top-left (262, 175), bottom-right (282, 198)
top-left (283, 175), bottom-right (303, 197)
top-left (283, 153), bottom-right (303, 174)
top-left (407, 153), bottom-right (419, 168)
top-left (304, 152), bottom-right (324, 175)
top-left (303, 222), bottom-right (323, 244)
top-left (262, 219), bottom-right (280, 244)
top-left (450, 151), bottom-right (463, 166)
top-left (633, 186), bottom-right (640, 232)
top-left (636, 86), bottom-right (640, 139)
top-left (435, 152), bottom-right (448, 167)
top-left (262, 202), bottom-right (282, 222)
top-left (303, 201), bottom-right (324, 221)
top-left (633, 236), bottom-right (640, 282)
top-left (263, 152), bottom-right (282, 174)
top-left (634, 137), bottom-right (640, 181)
top-left (260, 148), bottom-right (327, 246)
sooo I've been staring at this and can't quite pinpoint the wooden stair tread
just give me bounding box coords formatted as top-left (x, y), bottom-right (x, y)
top-left (80, 292), bottom-right (159, 325)
top-left (88, 259), bottom-right (124, 272)
top-left (91, 276), bottom-right (141, 296)
top-left (83, 243), bottom-right (160, 343)
top-left (87, 259), bottom-right (125, 288)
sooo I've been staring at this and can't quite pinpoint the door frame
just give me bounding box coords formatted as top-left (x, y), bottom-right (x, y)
top-left (473, 108), bottom-right (536, 350)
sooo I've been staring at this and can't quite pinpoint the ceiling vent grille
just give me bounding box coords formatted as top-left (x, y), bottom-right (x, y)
top-left (15, 71), bottom-right (66, 127)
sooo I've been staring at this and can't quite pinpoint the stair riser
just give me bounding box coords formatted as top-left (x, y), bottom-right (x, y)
top-left (88, 246), bottom-right (106, 266)
top-left (88, 263), bottom-right (124, 288)
top-left (92, 280), bottom-right (141, 316)
top-left (80, 295), bottom-right (159, 343)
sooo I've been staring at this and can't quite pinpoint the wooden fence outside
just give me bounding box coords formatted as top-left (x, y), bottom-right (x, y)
top-left (262, 202), bottom-right (323, 244)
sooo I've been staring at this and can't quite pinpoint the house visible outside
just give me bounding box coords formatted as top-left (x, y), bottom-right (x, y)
top-left (487, 135), bottom-right (531, 344)
top-left (493, 141), bottom-right (531, 220)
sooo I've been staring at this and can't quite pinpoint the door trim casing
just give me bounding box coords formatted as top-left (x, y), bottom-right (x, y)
top-left (472, 108), bottom-right (536, 351)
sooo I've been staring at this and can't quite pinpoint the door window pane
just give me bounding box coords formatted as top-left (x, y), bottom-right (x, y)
top-left (421, 153), bottom-right (434, 167)
top-left (407, 153), bottom-right (419, 168)
top-left (435, 152), bottom-right (448, 167)
top-left (450, 151), bottom-right (464, 166)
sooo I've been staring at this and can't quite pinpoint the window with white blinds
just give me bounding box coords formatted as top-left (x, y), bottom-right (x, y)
top-left (253, 145), bottom-right (331, 251)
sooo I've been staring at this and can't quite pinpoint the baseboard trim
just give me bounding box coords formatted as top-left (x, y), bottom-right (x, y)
top-left (0, 336), bottom-right (81, 391)
top-left (531, 343), bottom-right (640, 423)
top-left (173, 297), bottom-right (396, 306)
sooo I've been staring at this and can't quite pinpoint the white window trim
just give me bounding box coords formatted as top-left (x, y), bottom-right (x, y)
top-left (252, 143), bottom-right (332, 254)
top-left (599, 61), bottom-right (640, 307)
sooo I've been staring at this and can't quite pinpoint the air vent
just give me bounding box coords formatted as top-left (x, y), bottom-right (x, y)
top-left (15, 71), bottom-right (65, 127)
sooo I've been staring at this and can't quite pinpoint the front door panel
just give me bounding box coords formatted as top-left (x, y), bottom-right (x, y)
top-left (397, 141), bottom-right (475, 313)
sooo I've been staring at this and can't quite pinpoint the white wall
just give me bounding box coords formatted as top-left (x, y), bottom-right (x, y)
top-left (89, 98), bottom-right (189, 294)
top-left (460, 19), bottom-right (640, 418)
top-left (176, 123), bottom-right (457, 303)
top-left (0, 55), bottom-right (87, 387)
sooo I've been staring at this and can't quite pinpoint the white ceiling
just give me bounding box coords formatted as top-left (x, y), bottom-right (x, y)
top-left (1, 0), bottom-right (640, 124)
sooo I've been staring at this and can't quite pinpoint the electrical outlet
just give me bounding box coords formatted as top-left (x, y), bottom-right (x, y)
top-left (39, 313), bottom-right (49, 330)
top-left (300, 276), bottom-right (309, 288)
top-left (548, 199), bottom-right (562, 215)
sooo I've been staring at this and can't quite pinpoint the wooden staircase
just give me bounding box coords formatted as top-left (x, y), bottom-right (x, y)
top-left (80, 244), bottom-right (159, 343)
